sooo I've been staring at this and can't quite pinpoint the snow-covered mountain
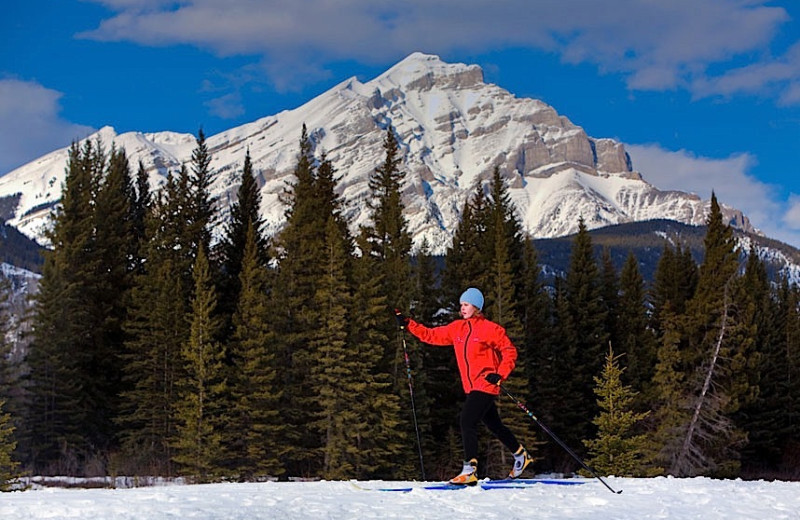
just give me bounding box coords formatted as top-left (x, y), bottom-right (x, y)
top-left (0, 52), bottom-right (755, 254)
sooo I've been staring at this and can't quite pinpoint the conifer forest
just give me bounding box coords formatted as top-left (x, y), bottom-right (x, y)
top-left (1, 125), bottom-right (799, 488)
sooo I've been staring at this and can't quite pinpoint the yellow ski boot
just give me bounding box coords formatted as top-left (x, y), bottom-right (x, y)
top-left (449, 458), bottom-right (478, 486)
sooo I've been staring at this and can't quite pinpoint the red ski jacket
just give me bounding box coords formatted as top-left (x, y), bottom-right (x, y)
top-left (407, 315), bottom-right (517, 395)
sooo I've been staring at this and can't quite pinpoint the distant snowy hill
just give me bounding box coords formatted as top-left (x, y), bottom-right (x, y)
top-left (0, 52), bottom-right (760, 256)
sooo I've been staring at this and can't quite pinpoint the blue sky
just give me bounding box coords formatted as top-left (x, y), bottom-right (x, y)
top-left (3, 0), bottom-right (800, 247)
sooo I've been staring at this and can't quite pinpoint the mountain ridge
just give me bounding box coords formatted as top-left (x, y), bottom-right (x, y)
top-left (0, 52), bottom-right (757, 255)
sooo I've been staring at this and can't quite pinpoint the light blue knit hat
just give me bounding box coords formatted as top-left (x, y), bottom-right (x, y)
top-left (460, 287), bottom-right (484, 311)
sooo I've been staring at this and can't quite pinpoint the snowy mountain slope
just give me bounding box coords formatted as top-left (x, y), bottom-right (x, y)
top-left (535, 219), bottom-right (800, 286)
top-left (0, 52), bottom-right (755, 253)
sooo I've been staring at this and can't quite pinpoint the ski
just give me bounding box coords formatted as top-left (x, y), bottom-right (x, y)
top-left (482, 478), bottom-right (587, 489)
top-left (373, 478), bottom-right (587, 492)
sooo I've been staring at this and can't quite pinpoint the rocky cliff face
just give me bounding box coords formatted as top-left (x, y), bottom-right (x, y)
top-left (0, 52), bottom-right (754, 253)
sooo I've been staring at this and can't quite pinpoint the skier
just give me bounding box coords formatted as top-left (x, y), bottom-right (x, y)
top-left (395, 287), bottom-right (532, 485)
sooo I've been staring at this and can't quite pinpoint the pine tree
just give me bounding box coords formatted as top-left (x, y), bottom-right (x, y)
top-left (88, 144), bottom-right (136, 450)
top-left (365, 128), bottom-right (413, 304)
top-left (651, 242), bottom-right (697, 336)
top-left (671, 193), bottom-right (751, 477)
top-left (600, 247), bottom-right (619, 348)
top-left (442, 185), bottom-right (490, 313)
top-left (518, 239), bottom-right (550, 469)
top-left (172, 246), bottom-right (228, 482)
top-left (536, 276), bottom-right (577, 471)
top-left (360, 127), bottom-right (425, 477)
top-left (413, 239), bottom-right (459, 477)
top-left (616, 252), bottom-right (657, 404)
top-left (486, 166), bottom-right (524, 298)
top-left (733, 246), bottom-right (772, 474)
top-left (651, 308), bottom-right (690, 475)
top-left (219, 149), bottom-right (269, 323)
top-left (0, 399), bottom-right (19, 491)
top-left (312, 217), bottom-right (356, 479)
top-left (556, 217), bottom-right (607, 469)
top-left (25, 140), bottom-right (102, 472)
top-left (117, 171), bottom-right (193, 476)
top-left (273, 128), bottom-right (341, 476)
top-left (188, 129), bottom-right (217, 255)
top-left (362, 129), bottom-right (413, 376)
top-left (584, 346), bottom-right (657, 477)
top-left (779, 283), bottom-right (800, 474)
top-left (349, 233), bottom-right (406, 479)
top-left (227, 225), bottom-right (284, 479)
top-left (0, 277), bottom-right (22, 427)
top-left (130, 160), bottom-right (151, 274)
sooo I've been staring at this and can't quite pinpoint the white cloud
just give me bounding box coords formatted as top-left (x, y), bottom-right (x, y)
top-left (204, 92), bottom-right (245, 119)
top-left (783, 195), bottom-right (800, 231)
top-left (0, 79), bottom-right (95, 175)
top-left (626, 144), bottom-right (763, 201)
top-left (627, 143), bottom-right (800, 247)
top-left (691, 42), bottom-right (800, 104)
top-left (76, 0), bottom-right (794, 100)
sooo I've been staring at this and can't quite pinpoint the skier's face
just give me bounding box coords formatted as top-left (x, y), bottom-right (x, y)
top-left (460, 302), bottom-right (478, 319)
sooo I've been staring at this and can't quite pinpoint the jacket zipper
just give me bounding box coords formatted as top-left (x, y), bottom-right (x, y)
top-left (463, 321), bottom-right (473, 390)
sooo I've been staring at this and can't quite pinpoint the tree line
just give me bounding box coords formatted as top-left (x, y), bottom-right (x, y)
top-left (1, 125), bottom-right (799, 487)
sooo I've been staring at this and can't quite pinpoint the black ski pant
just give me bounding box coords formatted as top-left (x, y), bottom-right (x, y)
top-left (460, 390), bottom-right (520, 462)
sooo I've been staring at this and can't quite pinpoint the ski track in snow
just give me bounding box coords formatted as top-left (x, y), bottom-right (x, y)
top-left (1, 477), bottom-right (799, 519)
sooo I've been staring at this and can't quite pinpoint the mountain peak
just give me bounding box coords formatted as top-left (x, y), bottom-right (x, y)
top-left (0, 53), bottom-right (759, 257)
top-left (374, 52), bottom-right (483, 90)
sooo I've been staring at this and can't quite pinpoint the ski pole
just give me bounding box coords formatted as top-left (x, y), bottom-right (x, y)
top-left (499, 384), bottom-right (622, 494)
top-left (398, 324), bottom-right (426, 481)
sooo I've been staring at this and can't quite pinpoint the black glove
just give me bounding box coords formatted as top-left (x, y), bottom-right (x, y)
top-left (394, 309), bottom-right (410, 329)
top-left (485, 373), bottom-right (502, 385)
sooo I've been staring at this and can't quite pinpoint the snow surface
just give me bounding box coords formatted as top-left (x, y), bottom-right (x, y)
top-left (1, 477), bottom-right (798, 519)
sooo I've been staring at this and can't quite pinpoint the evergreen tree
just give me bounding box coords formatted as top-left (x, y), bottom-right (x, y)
top-left (364, 128), bottom-right (413, 304)
top-left (734, 246), bottom-right (773, 474)
top-left (651, 242), bottom-right (697, 336)
top-left (0, 399), bottom-right (19, 491)
top-left (616, 252), bottom-right (657, 404)
top-left (89, 144), bottom-right (137, 449)
top-left (651, 308), bottom-right (691, 475)
top-left (362, 129), bottom-right (413, 373)
top-left (600, 247), bottom-right (619, 348)
top-left (273, 127), bottom-right (339, 476)
top-left (360, 127), bottom-right (425, 477)
top-left (536, 276), bottom-right (576, 471)
top-left (556, 217), bottom-right (607, 469)
top-left (172, 246), bottom-right (228, 482)
top-left (219, 149), bottom-right (269, 324)
top-left (117, 171), bottom-right (193, 476)
top-left (442, 185), bottom-right (490, 313)
top-left (778, 282), bottom-right (800, 474)
top-left (486, 166), bottom-right (525, 297)
top-left (518, 239), bottom-right (550, 468)
top-left (130, 160), bottom-right (151, 274)
top-left (413, 239), bottom-right (460, 477)
top-left (742, 276), bottom-right (800, 478)
top-left (226, 225), bottom-right (284, 479)
top-left (671, 193), bottom-right (752, 476)
top-left (583, 346), bottom-right (656, 477)
top-left (0, 277), bottom-right (22, 429)
top-left (25, 140), bottom-right (102, 472)
top-left (24, 251), bottom-right (85, 472)
top-left (349, 232), bottom-right (406, 479)
top-left (188, 129), bottom-right (217, 255)
top-left (312, 217), bottom-right (356, 479)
